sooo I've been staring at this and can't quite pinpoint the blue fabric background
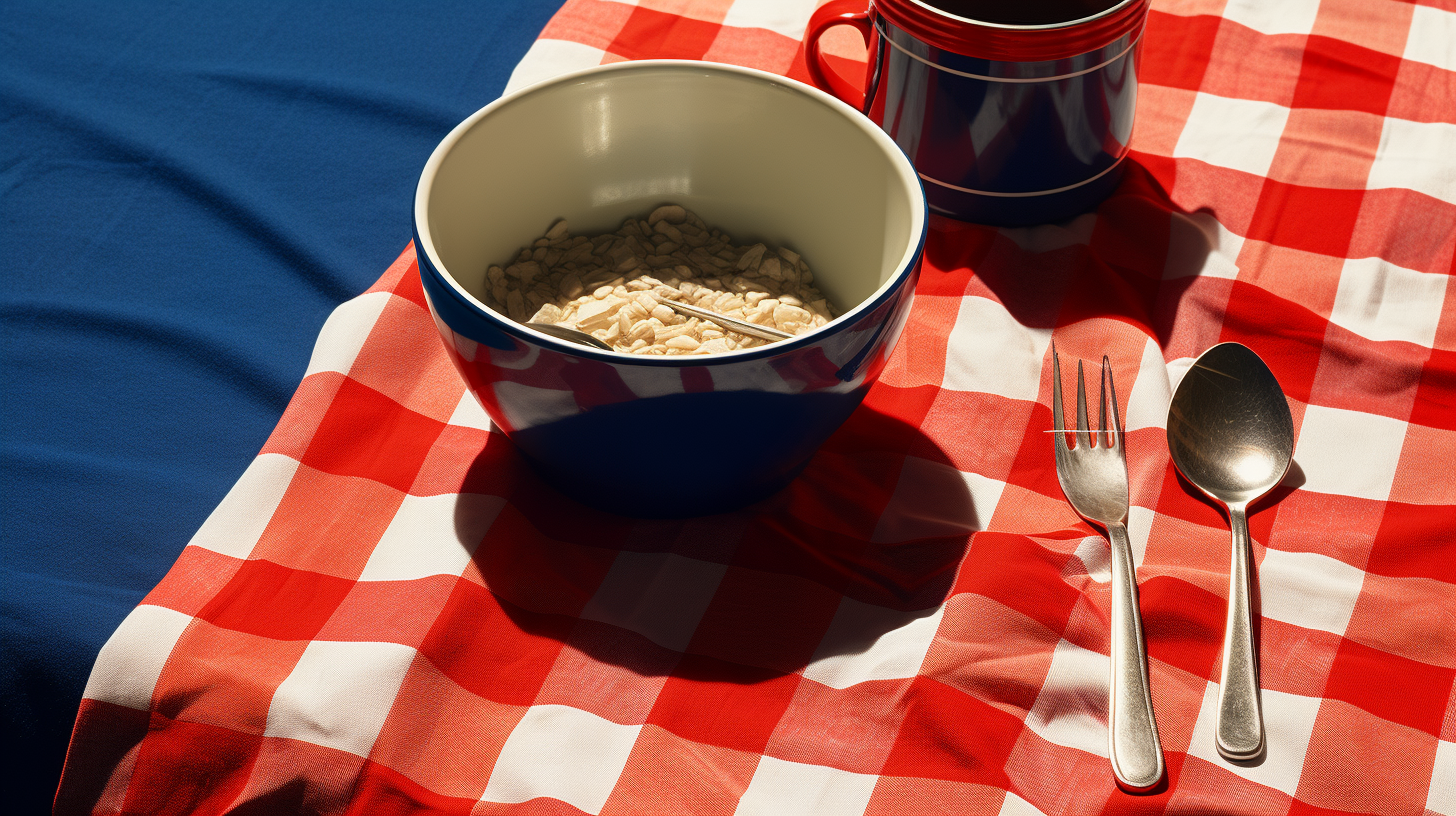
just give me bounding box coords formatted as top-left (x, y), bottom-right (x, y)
top-left (1, 2), bottom-right (560, 810)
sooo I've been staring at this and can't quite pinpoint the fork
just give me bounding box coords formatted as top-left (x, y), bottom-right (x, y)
top-left (1051, 346), bottom-right (1165, 792)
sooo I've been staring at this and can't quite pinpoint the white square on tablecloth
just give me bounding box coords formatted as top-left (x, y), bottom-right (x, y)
top-left (446, 390), bottom-right (493, 430)
top-left (358, 493), bottom-right (503, 582)
top-left (1293, 404), bottom-right (1407, 501)
top-left (579, 552), bottom-right (726, 652)
top-left (872, 456), bottom-right (1005, 543)
top-left (800, 599), bottom-right (943, 689)
top-left (1330, 257), bottom-right (1451, 347)
top-left (1164, 211), bottom-right (1245, 281)
top-left (1220, 0), bottom-right (1320, 35)
top-left (504, 39), bottom-right (610, 96)
top-left (999, 791), bottom-right (1050, 816)
top-left (734, 755), bottom-right (879, 816)
top-left (264, 640), bottom-right (417, 758)
top-left (1367, 117), bottom-right (1456, 206)
top-left (302, 291), bottom-right (391, 378)
top-left (1174, 93), bottom-right (1291, 179)
top-left (942, 295), bottom-right (1053, 401)
top-left (1024, 639), bottom-right (1109, 759)
top-left (1428, 740), bottom-right (1456, 815)
top-left (1126, 336), bottom-right (1176, 432)
top-left (1186, 682), bottom-right (1321, 795)
top-left (722, 0), bottom-right (819, 40)
top-left (81, 604), bottom-right (193, 711)
top-left (1258, 548), bottom-right (1366, 636)
top-left (480, 704), bottom-right (642, 815)
top-left (189, 452), bottom-right (299, 560)
top-left (1405, 6), bottom-right (1456, 72)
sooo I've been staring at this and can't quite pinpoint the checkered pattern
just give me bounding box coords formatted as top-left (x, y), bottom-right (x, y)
top-left (56, 0), bottom-right (1456, 813)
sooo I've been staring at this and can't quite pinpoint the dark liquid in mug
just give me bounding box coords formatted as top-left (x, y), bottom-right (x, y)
top-left (921, 0), bottom-right (1124, 26)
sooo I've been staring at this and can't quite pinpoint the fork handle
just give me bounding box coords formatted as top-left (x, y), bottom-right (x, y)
top-left (1107, 521), bottom-right (1165, 792)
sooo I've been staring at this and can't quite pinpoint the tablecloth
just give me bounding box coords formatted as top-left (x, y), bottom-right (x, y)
top-left (53, 0), bottom-right (1455, 814)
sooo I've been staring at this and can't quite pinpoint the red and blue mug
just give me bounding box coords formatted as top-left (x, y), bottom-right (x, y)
top-left (805, 0), bottom-right (1150, 226)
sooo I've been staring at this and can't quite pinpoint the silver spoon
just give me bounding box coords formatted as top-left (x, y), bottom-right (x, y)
top-left (526, 322), bottom-right (612, 350)
top-left (1166, 342), bottom-right (1294, 761)
top-left (653, 297), bottom-right (793, 343)
top-left (527, 299), bottom-right (794, 352)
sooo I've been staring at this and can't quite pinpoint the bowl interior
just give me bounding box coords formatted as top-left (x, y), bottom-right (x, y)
top-left (419, 62), bottom-right (922, 326)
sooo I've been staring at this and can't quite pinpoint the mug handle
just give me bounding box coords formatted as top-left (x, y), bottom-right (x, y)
top-left (804, 0), bottom-right (873, 111)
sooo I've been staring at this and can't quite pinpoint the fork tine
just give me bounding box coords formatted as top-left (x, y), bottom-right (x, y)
top-left (1075, 359), bottom-right (1092, 450)
top-left (1051, 343), bottom-right (1069, 454)
top-left (1103, 355), bottom-right (1123, 451)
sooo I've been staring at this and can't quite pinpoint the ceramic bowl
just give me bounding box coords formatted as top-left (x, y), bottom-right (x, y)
top-left (414, 60), bottom-right (926, 517)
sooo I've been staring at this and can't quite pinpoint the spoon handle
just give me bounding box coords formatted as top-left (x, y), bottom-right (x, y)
top-left (1217, 505), bottom-right (1264, 761)
top-left (1106, 521), bottom-right (1165, 791)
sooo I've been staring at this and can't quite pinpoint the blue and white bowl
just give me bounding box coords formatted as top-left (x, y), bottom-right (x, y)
top-left (414, 60), bottom-right (927, 517)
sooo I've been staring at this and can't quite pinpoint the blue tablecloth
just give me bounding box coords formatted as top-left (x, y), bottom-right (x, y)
top-left (0, 2), bottom-right (560, 810)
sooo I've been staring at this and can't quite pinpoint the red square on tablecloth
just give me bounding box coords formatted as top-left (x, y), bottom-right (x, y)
top-left (1202, 22), bottom-right (1303, 106)
top-left (368, 656), bottom-right (527, 802)
top-left (1141, 11), bottom-right (1222, 92)
top-left (1366, 501), bottom-right (1456, 581)
top-left (646, 652), bottom-right (801, 755)
top-left (610, 5), bottom-right (722, 60)
top-left (917, 592), bottom-right (1057, 717)
top-left (247, 464), bottom-right (403, 579)
top-left (766, 677), bottom-right (914, 775)
top-left (1294, 699), bottom-right (1439, 814)
top-left (1266, 108), bottom-right (1382, 190)
top-left (417, 578), bottom-right (573, 707)
top-left (1167, 754), bottom-right (1293, 814)
top-left (1291, 37), bottom-right (1402, 116)
top-left (260, 371), bottom-right (347, 460)
top-left (1343, 568), bottom-right (1456, 669)
top-left (301, 377), bottom-right (448, 494)
top-left (684, 565), bottom-right (841, 673)
top-left (197, 559), bottom-right (355, 643)
top-left (880, 675), bottom-right (1024, 787)
top-left (1322, 636), bottom-right (1454, 734)
top-left (151, 618), bottom-right (309, 733)
top-left (121, 717), bottom-right (266, 815)
top-left (534, 620), bottom-right (678, 724)
top-left (346, 294), bottom-right (465, 424)
top-left (599, 724), bottom-right (760, 815)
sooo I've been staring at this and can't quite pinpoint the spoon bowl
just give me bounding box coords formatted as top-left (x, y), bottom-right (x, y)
top-left (1167, 342), bottom-right (1294, 761)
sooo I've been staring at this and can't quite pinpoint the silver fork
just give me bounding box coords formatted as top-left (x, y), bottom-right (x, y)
top-left (1051, 346), bottom-right (1165, 792)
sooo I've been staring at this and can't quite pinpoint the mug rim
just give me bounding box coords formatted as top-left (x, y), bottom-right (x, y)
top-left (413, 58), bottom-right (928, 366)
top-left (903, 0), bottom-right (1140, 32)
top-left (874, 0), bottom-right (1150, 61)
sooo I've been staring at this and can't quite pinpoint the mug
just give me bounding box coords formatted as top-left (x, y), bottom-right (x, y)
top-left (805, 0), bottom-right (1149, 226)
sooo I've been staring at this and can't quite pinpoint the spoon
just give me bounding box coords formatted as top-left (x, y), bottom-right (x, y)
top-left (1166, 342), bottom-right (1294, 761)
top-left (526, 322), bottom-right (612, 350)
top-left (527, 298), bottom-right (794, 352)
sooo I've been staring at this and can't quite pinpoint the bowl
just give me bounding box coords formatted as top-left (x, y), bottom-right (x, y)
top-left (414, 60), bottom-right (927, 517)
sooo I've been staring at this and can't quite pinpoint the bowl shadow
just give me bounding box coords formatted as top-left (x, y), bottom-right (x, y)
top-left (453, 398), bottom-right (977, 682)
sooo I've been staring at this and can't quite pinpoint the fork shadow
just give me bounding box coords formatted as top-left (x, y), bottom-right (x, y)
top-left (452, 399), bottom-right (978, 681)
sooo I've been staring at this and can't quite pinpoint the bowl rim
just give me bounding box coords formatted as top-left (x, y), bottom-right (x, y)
top-left (413, 58), bottom-right (928, 366)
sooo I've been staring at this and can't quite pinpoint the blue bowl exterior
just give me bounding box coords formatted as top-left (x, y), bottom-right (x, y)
top-left (415, 223), bottom-right (926, 518)
top-left (865, 15), bottom-right (1140, 226)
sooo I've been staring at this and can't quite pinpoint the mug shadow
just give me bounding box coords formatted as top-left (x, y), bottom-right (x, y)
top-left (922, 158), bottom-right (1215, 346)
top-left (453, 399), bottom-right (977, 682)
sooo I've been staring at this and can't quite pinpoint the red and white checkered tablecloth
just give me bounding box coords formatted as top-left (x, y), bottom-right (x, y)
top-left (55, 0), bottom-right (1456, 814)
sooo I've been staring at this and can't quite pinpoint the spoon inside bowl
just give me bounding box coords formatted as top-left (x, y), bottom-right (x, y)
top-left (526, 322), bottom-right (613, 350)
top-left (1166, 342), bottom-right (1294, 761)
